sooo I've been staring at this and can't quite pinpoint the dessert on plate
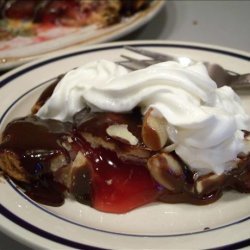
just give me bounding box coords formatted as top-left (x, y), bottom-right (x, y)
top-left (0, 0), bottom-right (150, 40)
top-left (0, 59), bottom-right (249, 213)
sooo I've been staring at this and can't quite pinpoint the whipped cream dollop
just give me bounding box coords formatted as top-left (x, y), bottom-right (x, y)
top-left (37, 59), bottom-right (250, 175)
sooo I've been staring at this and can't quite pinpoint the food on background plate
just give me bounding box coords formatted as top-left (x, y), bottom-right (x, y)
top-left (0, 60), bottom-right (249, 213)
top-left (0, 0), bottom-right (149, 41)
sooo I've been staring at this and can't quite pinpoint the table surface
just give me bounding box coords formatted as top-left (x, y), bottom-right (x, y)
top-left (1, 1), bottom-right (250, 249)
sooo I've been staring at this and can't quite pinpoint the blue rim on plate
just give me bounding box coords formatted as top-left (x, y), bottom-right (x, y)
top-left (0, 43), bottom-right (249, 249)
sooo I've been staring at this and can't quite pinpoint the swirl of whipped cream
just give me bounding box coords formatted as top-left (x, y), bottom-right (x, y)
top-left (37, 60), bottom-right (129, 121)
top-left (37, 60), bottom-right (250, 175)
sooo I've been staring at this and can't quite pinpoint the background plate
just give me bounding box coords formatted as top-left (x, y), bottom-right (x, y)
top-left (0, 41), bottom-right (250, 249)
top-left (0, 1), bottom-right (165, 70)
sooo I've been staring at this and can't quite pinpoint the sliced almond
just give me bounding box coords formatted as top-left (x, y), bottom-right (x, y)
top-left (81, 132), bottom-right (116, 150)
top-left (72, 151), bottom-right (87, 168)
top-left (106, 124), bottom-right (138, 145)
top-left (70, 152), bottom-right (93, 204)
top-left (50, 154), bottom-right (68, 172)
top-left (162, 143), bottom-right (177, 153)
top-left (194, 173), bottom-right (225, 196)
top-left (142, 108), bottom-right (168, 151)
top-left (54, 151), bottom-right (88, 189)
top-left (147, 152), bottom-right (185, 192)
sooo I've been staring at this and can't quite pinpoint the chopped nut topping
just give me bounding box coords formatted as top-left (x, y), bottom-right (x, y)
top-left (72, 152), bottom-right (87, 168)
top-left (142, 108), bottom-right (168, 151)
top-left (162, 143), bottom-right (176, 153)
top-left (147, 152), bottom-right (185, 192)
top-left (194, 173), bottom-right (225, 195)
top-left (106, 124), bottom-right (138, 145)
top-left (50, 155), bottom-right (68, 172)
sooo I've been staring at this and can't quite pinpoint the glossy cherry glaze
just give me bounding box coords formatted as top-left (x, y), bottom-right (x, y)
top-left (78, 139), bottom-right (159, 213)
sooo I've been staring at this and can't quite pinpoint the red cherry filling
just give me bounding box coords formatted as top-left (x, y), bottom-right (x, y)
top-left (79, 140), bottom-right (160, 214)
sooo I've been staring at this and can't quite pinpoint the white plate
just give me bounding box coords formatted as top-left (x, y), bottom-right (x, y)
top-left (0, 41), bottom-right (250, 250)
top-left (0, 1), bottom-right (165, 70)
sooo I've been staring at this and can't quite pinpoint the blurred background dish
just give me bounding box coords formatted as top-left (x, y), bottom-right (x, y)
top-left (0, 0), bottom-right (165, 70)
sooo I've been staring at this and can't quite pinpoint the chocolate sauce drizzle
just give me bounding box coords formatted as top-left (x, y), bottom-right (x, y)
top-left (0, 112), bottom-right (249, 210)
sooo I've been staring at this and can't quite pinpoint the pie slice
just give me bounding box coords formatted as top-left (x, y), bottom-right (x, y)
top-left (0, 0), bottom-right (150, 40)
top-left (0, 60), bottom-right (250, 213)
top-left (0, 102), bottom-right (249, 213)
